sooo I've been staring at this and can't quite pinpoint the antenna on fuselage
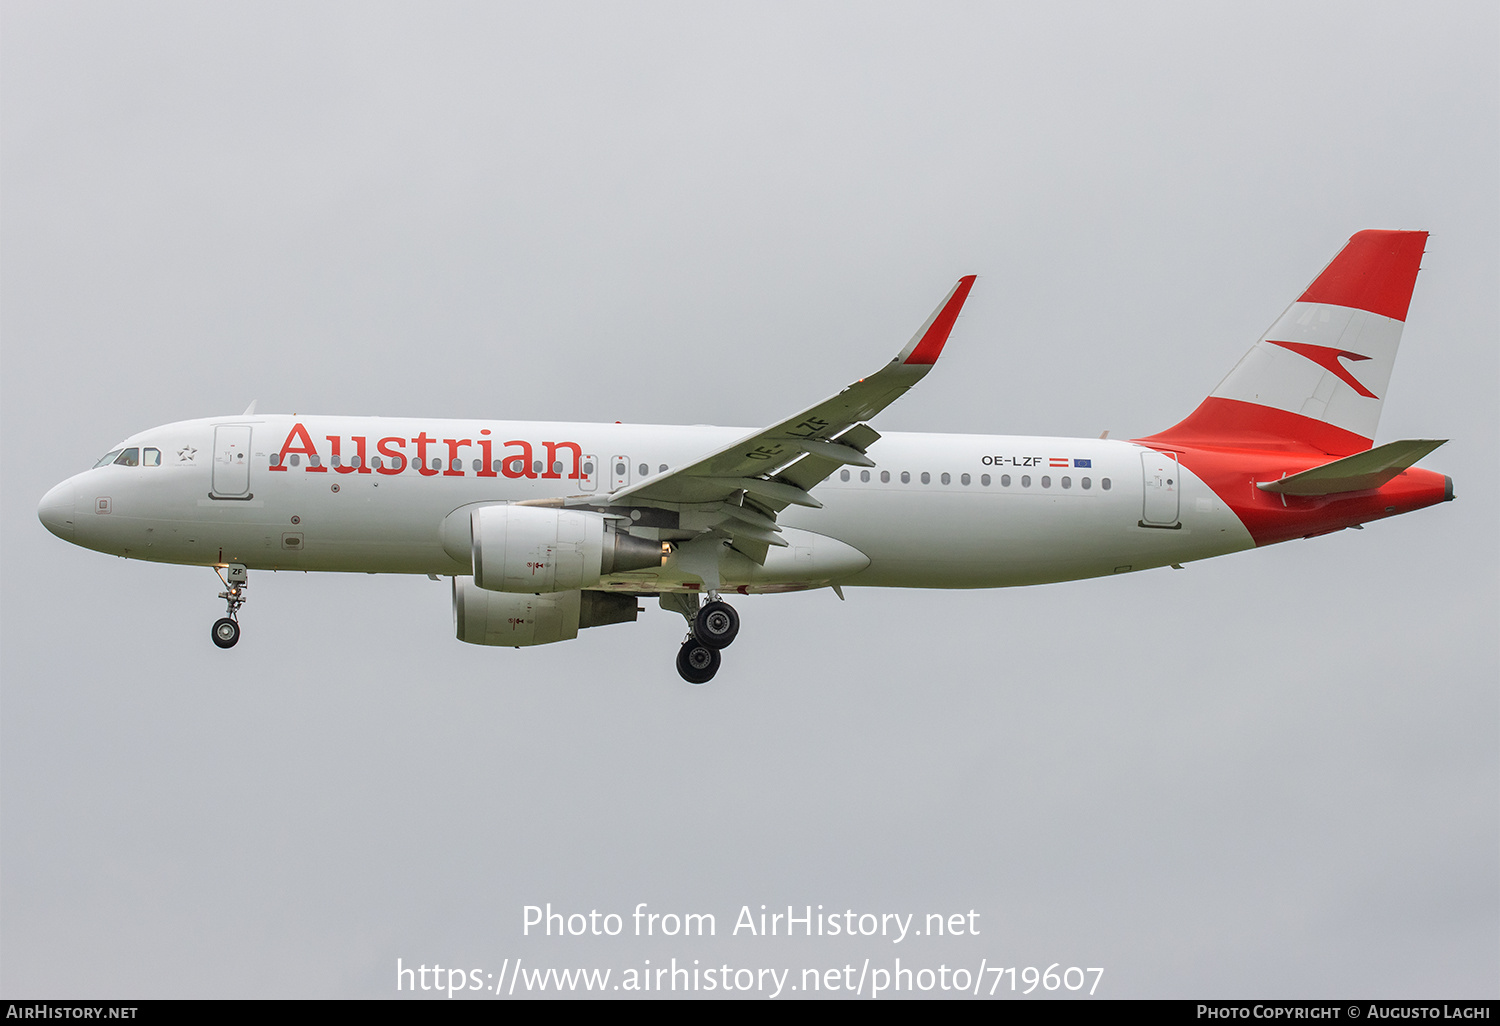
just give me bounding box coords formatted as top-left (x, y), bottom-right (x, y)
top-left (242, 400), bottom-right (258, 416)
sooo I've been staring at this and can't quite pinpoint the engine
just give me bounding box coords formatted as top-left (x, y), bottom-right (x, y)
top-left (469, 504), bottom-right (666, 593)
top-left (453, 578), bottom-right (641, 647)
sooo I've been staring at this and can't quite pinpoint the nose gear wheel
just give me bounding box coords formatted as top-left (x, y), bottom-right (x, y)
top-left (211, 617), bottom-right (240, 648)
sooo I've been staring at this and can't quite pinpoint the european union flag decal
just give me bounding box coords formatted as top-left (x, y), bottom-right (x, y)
top-left (1074, 459), bottom-right (1092, 468)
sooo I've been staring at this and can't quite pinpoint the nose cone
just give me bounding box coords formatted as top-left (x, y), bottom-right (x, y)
top-left (38, 479), bottom-right (76, 541)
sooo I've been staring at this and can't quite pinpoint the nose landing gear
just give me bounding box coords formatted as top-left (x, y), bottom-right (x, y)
top-left (211, 564), bottom-right (248, 649)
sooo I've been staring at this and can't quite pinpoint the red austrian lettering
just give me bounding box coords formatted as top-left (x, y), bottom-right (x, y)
top-left (274, 423), bottom-right (324, 472)
top-left (327, 436), bottom-right (357, 474)
top-left (543, 441), bottom-right (583, 480)
top-left (412, 432), bottom-right (439, 477)
top-left (476, 431), bottom-right (497, 477)
top-left (443, 438), bottom-right (471, 477)
top-left (502, 440), bottom-right (536, 479)
top-left (375, 437), bottom-right (406, 475)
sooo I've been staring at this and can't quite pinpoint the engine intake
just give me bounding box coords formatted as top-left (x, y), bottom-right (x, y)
top-left (470, 504), bottom-right (665, 593)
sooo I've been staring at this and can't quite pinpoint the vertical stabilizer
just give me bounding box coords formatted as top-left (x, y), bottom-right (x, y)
top-left (1142, 230), bottom-right (1428, 455)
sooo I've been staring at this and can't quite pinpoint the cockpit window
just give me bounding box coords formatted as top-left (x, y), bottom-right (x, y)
top-left (114, 448), bottom-right (140, 467)
top-left (143, 448), bottom-right (161, 467)
top-left (94, 449), bottom-right (124, 468)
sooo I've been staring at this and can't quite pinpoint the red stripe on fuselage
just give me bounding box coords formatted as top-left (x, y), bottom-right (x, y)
top-left (1138, 441), bottom-right (1450, 547)
top-left (1139, 396), bottom-right (1373, 457)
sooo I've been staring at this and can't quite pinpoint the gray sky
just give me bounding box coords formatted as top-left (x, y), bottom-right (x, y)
top-left (3, 0), bottom-right (1495, 999)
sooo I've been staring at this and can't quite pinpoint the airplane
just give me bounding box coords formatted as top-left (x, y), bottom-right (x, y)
top-left (37, 230), bottom-right (1452, 684)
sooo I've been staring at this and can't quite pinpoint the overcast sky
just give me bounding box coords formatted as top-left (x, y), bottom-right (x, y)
top-left (3, 1), bottom-right (1496, 999)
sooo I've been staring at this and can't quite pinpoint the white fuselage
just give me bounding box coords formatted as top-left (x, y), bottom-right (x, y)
top-left (39, 415), bottom-right (1255, 591)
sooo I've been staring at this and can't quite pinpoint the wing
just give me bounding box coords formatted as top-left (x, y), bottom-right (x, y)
top-left (563, 276), bottom-right (976, 562)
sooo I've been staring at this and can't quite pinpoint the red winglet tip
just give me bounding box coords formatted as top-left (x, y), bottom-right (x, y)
top-left (903, 275), bottom-right (977, 366)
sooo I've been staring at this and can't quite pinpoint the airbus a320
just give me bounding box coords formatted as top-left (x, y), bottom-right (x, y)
top-left (38, 231), bottom-right (1453, 683)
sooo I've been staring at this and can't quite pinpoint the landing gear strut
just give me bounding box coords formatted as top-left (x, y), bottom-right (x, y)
top-left (665, 592), bottom-right (739, 684)
top-left (211, 564), bottom-right (247, 649)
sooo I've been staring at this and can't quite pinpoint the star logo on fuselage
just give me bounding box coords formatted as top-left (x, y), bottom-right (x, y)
top-left (177, 446), bottom-right (197, 463)
top-left (1266, 340), bottom-right (1380, 399)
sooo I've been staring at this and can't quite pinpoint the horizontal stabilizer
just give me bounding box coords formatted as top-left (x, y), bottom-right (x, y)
top-left (1256, 438), bottom-right (1446, 495)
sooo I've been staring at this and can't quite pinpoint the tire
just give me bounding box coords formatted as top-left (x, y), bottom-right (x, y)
top-left (676, 639), bottom-right (721, 684)
top-left (693, 600), bottom-right (739, 649)
top-left (211, 617), bottom-right (240, 649)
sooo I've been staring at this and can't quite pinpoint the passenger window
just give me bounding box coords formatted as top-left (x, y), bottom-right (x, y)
top-left (860, 470), bottom-right (870, 483)
top-left (638, 463), bottom-right (648, 476)
top-left (114, 448), bottom-right (140, 467)
top-left (290, 454), bottom-right (301, 467)
top-left (1041, 476), bottom-right (1051, 488)
top-left (615, 462), bottom-right (626, 475)
top-left (558, 462), bottom-right (567, 475)
top-left (839, 470), bottom-right (850, 481)
top-left (880, 471), bottom-right (890, 483)
top-left (143, 448), bottom-right (161, 466)
top-left (332, 455), bottom-right (342, 468)
top-left (373, 457), bottom-right (383, 470)
top-left (1061, 476), bottom-right (1071, 489)
top-left (534, 460), bottom-right (544, 474)
top-left (1021, 475), bottom-right (1031, 487)
top-left (900, 471), bottom-right (911, 484)
top-left (94, 449), bottom-right (124, 468)
top-left (1102, 477), bottom-right (1112, 490)
top-left (432, 458), bottom-right (442, 470)
top-left (310, 455), bottom-right (322, 468)
top-left (492, 460), bottom-right (502, 473)
top-left (981, 474), bottom-right (991, 486)
top-left (270, 453), bottom-right (281, 467)
top-left (472, 459), bottom-right (482, 472)
top-left (1000, 474), bottom-right (1011, 486)
top-left (940, 472), bottom-right (950, 485)
top-left (1081, 477), bottom-right (1091, 489)
top-left (454, 458), bottom-right (465, 472)
top-left (920, 472), bottom-right (930, 484)
top-left (960, 473), bottom-right (970, 485)
top-left (583, 460), bottom-right (595, 475)
top-left (659, 464), bottom-right (667, 473)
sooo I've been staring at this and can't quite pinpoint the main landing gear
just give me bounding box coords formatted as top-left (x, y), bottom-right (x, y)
top-left (211, 564), bottom-right (248, 649)
top-left (673, 596), bottom-right (740, 685)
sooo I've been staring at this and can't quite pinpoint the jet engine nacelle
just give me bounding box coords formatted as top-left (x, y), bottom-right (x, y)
top-left (469, 504), bottom-right (665, 593)
top-left (452, 578), bottom-right (640, 647)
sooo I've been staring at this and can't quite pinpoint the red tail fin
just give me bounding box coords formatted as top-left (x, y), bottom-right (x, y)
top-left (1141, 230), bottom-right (1427, 455)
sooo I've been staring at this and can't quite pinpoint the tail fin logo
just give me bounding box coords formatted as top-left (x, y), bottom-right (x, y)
top-left (1265, 340), bottom-right (1379, 399)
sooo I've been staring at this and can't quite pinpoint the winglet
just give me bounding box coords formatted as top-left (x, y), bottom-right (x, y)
top-left (897, 275), bottom-right (976, 366)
